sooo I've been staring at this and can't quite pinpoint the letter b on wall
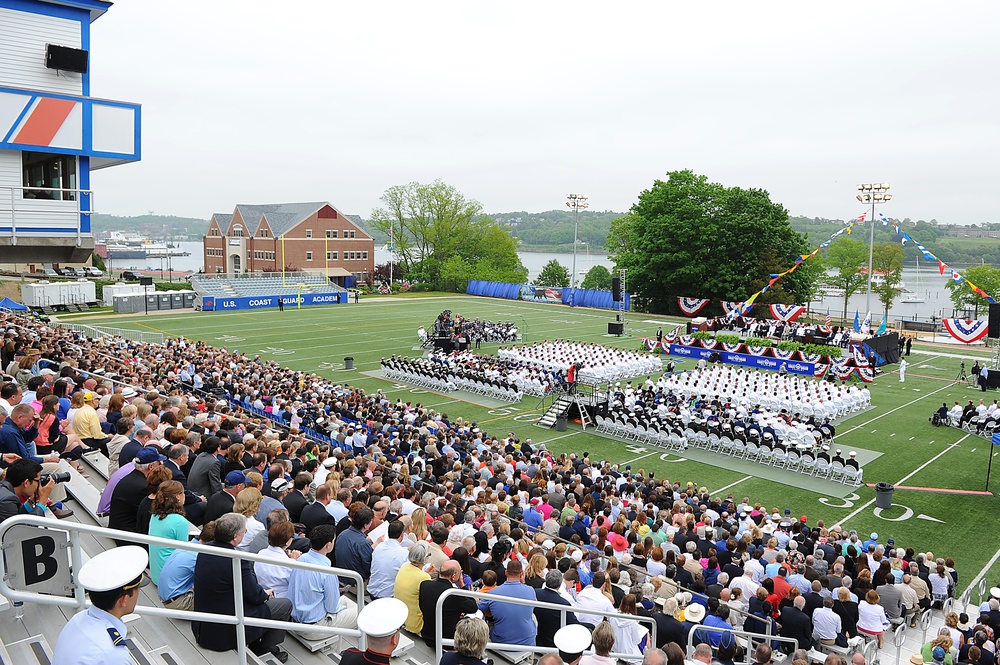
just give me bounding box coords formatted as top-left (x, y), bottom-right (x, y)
top-left (3, 525), bottom-right (72, 596)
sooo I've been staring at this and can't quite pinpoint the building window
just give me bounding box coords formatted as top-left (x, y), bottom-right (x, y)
top-left (22, 152), bottom-right (77, 201)
top-left (306, 229), bottom-right (313, 238)
top-left (326, 251), bottom-right (333, 261)
top-left (325, 230), bottom-right (332, 238)
top-left (350, 230), bottom-right (356, 239)
top-left (232, 225), bottom-right (243, 237)
top-left (330, 251), bottom-right (338, 260)
top-left (331, 230), bottom-right (338, 238)
top-left (363, 251), bottom-right (368, 260)
top-left (306, 251), bottom-right (313, 261)
top-left (259, 229), bottom-right (269, 237)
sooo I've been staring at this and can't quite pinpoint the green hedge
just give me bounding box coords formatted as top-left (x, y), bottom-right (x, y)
top-left (714, 333), bottom-right (740, 345)
top-left (745, 337), bottom-right (773, 348)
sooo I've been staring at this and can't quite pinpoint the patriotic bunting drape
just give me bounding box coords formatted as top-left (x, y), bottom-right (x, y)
top-left (768, 304), bottom-right (806, 322)
top-left (942, 318), bottom-right (989, 344)
top-left (677, 297), bottom-right (710, 316)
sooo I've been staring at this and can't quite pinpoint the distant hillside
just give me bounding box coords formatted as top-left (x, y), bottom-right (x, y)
top-left (92, 214), bottom-right (208, 240)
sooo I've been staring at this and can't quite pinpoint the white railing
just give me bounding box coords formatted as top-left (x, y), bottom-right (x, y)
top-left (0, 515), bottom-right (367, 665)
top-left (0, 186), bottom-right (94, 246)
top-left (63, 322), bottom-right (165, 345)
top-left (434, 587), bottom-right (657, 664)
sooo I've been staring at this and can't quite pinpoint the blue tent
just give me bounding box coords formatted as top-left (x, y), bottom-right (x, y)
top-left (0, 298), bottom-right (27, 312)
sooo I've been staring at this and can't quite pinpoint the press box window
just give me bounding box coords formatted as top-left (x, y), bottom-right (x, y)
top-left (22, 152), bottom-right (76, 201)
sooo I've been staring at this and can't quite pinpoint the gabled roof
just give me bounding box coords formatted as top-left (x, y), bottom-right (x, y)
top-left (232, 202), bottom-right (328, 237)
top-left (210, 213), bottom-right (232, 228)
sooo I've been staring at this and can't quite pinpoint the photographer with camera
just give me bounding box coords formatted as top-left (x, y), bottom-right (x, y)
top-left (0, 458), bottom-right (57, 522)
top-left (0, 404), bottom-right (72, 517)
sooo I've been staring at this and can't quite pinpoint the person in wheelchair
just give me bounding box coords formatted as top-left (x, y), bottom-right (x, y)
top-left (930, 403), bottom-right (948, 427)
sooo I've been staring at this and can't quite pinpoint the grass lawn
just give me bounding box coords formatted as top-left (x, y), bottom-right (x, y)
top-left (78, 295), bottom-right (1000, 592)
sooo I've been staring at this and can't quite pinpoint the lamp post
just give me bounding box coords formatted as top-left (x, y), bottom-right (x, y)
top-left (856, 182), bottom-right (892, 316)
top-left (565, 194), bottom-right (589, 297)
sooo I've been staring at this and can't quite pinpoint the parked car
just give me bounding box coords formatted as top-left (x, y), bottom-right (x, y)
top-left (82, 266), bottom-right (104, 277)
top-left (54, 267), bottom-right (74, 276)
top-left (33, 268), bottom-right (58, 277)
top-left (121, 270), bottom-right (140, 281)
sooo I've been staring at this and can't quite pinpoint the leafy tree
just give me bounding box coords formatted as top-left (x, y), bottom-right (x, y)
top-left (945, 264), bottom-right (1000, 316)
top-left (822, 236), bottom-right (869, 320)
top-left (606, 170), bottom-right (815, 315)
top-left (871, 241), bottom-right (904, 319)
top-left (581, 265), bottom-right (613, 290)
top-left (372, 261), bottom-right (404, 285)
top-left (91, 252), bottom-right (106, 271)
top-left (368, 180), bottom-right (526, 291)
top-left (537, 259), bottom-right (570, 287)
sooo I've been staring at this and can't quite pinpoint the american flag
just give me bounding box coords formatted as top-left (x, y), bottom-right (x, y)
top-left (825, 309), bottom-right (831, 327)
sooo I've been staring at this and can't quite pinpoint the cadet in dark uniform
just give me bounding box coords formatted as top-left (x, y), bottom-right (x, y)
top-left (338, 597), bottom-right (408, 665)
top-left (52, 545), bottom-right (150, 665)
top-left (845, 451), bottom-right (860, 471)
top-left (832, 449), bottom-right (846, 466)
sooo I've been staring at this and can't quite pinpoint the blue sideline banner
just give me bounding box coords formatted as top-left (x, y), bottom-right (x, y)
top-left (202, 292), bottom-right (347, 311)
top-left (667, 344), bottom-right (816, 376)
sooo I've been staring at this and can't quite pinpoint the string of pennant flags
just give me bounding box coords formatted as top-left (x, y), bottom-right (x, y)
top-left (680, 210), bottom-right (997, 322)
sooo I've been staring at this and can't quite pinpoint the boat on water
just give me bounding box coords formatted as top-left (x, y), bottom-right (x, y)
top-left (901, 258), bottom-right (925, 303)
top-left (102, 232), bottom-right (191, 259)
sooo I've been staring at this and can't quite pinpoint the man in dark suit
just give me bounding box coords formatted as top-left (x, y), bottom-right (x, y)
top-left (164, 443), bottom-right (206, 525)
top-left (535, 571), bottom-right (579, 648)
top-left (418, 560), bottom-right (477, 647)
top-left (108, 447), bottom-right (165, 545)
top-left (299, 483), bottom-right (337, 537)
top-left (653, 597), bottom-right (693, 649)
top-left (779, 596), bottom-right (813, 652)
top-left (117, 425), bottom-right (155, 471)
top-left (188, 437), bottom-right (223, 499)
top-left (282, 472), bottom-right (312, 523)
top-left (802, 580), bottom-right (825, 618)
top-left (203, 471), bottom-right (246, 525)
top-left (192, 512), bottom-right (292, 661)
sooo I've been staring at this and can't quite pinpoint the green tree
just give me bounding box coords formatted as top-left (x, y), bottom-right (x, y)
top-left (581, 265), bottom-right (613, 290)
top-left (871, 241), bottom-right (904, 319)
top-left (368, 180), bottom-right (526, 291)
top-left (537, 259), bottom-right (570, 287)
top-left (91, 252), bottom-right (106, 271)
top-left (945, 264), bottom-right (1000, 316)
top-left (606, 170), bottom-right (815, 314)
top-left (822, 236), bottom-right (869, 320)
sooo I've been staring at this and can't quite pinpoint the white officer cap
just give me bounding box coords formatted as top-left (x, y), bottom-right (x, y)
top-left (78, 545), bottom-right (149, 592)
top-left (357, 597), bottom-right (407, 637)
top-left (554, 623), bottom-right (592, 654)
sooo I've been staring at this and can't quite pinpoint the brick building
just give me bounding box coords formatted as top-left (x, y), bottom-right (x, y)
top-left (203, 202), bottom-right (375, 286)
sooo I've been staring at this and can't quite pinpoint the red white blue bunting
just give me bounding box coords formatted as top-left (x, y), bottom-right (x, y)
top-left (942, 318), bottom-right (989, 344)
top-left (855, 367), bottom-right (875, 383)
top-left (769, 304), bottom-right (807, 322)
top-left (850, 344), bottom-right (870, 367)
top-left (677, 297), bottom-right (710, 316)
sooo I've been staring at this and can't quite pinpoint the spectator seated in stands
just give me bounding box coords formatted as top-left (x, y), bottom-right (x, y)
top-left (157, 520), bottom-right (215, 612)
top-left (286, 524), bottom-right (358, 640)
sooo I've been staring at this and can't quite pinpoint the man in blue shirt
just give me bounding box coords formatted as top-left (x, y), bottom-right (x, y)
top-left (369, 520), bottom-right (410, 599)
top-left (523, 499), bottom-right (544, 533)
top-left (0, 404), bottom-right (69, 511)
top-left (335, 506), bottom-right (374, 582)
top-left (478, 559), bottom-right (536, 647)
top-left (287, 524), bottom-right (358, 640)
top-left (157, 522), bottom-right (216, 612)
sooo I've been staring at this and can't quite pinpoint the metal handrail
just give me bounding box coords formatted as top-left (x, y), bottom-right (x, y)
top-left (434, 586), bottom-right (657, 665)
top-left (0, 515), bottom-right (367, 665)
top-left (685, 622), bottom-right (801, 665)
top-left (0, 185), bottom-right (94, 247)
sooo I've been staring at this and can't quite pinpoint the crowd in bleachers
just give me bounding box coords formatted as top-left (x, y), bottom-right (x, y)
top-left (0, 312), bottom-right (984, 665)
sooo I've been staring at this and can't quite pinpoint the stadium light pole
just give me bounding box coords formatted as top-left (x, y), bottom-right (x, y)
top-left (566, 194), bottom-right (589, 296)
top-left (856, 182), bottom-right (892, 317)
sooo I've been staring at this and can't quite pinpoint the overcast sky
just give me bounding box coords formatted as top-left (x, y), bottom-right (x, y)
top-left (87, 1), bottom-right (1000, 225)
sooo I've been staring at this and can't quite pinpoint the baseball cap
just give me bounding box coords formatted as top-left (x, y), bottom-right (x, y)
top-left (224, 471), bottom-right (248, 486)
top-left (135, 447), bottom-right (166, 464)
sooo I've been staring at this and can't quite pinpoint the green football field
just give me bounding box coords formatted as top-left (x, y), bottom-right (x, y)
top-left (85, 295), bottom-right (1000, 592)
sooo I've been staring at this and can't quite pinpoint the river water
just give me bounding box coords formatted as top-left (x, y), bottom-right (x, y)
top-left (159, 242), bottom-right (974, 321)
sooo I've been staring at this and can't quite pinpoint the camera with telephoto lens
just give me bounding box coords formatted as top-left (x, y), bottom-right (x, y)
top-left (40, 471), bottom-right (72, 484)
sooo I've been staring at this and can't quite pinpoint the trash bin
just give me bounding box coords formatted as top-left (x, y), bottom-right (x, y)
top-left (344, 357), bottom-right (354, 370)
top-left (874, 482), bottom-right (894, 509)
top-left (555, 414), bottom-right (568, 432)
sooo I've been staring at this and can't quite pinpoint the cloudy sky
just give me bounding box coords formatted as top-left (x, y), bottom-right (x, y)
top-left (88, 1), bottom-right (999, 224)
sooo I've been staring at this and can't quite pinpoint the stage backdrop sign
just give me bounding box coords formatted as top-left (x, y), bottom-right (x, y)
top-left (667, 344), bottom-right (816, 376)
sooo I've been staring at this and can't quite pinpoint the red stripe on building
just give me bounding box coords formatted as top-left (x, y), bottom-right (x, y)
top-left (14, 97), bottom-right (77, 146)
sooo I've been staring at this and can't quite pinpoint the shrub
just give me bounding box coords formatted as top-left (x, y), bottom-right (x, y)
top-left (776, 341), bottom-right (802, 352)
top-left (714, 333), bottom-right (741, 345)
top-left (744, 337), bottom-right (773, 348)
top-left (691, 331), bottom-right (713, 341)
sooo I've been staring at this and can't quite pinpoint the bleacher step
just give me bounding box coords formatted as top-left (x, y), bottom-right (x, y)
top-left (4, 634), bottom-right (52, 665)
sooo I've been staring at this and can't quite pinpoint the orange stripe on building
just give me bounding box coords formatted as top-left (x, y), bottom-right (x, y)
top-left (14, 97), bottom-right (77, 146)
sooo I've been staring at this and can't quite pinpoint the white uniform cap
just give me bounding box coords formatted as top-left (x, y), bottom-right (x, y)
top-left (78, 545), bottom-right (149, 592)
top-left (357, 597), bottom-right (407, 637)
top-left (554, 623), bottom-right (592, 653)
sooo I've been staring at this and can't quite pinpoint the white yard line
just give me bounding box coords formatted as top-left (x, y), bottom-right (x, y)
top-left (967, 547), bottom-right (1000, 596)
top-left (712, 475), bottom-right (754, 495)
top-left (620, 451), bottom-right (661, 466)
top-left (835, 382), bottom-right (954, 439)
top-left (833, 433), bottom-right (970, 528)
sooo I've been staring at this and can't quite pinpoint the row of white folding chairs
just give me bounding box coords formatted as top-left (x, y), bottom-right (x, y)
top-left (383, 367), bottom-right (456, 392)
top-left (453, 375), bottom-right (523, 402)
top-left (593, 415), bottom-right (689, 452)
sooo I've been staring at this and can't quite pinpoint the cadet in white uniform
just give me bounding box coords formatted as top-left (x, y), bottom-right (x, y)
top-left (52, 546), bottom-right (150, 665)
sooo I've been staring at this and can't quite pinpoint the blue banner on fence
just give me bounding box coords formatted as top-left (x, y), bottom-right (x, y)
top-left (667, 344), bottom-right (816, 376)
top-left (202, 292), bottom-right (347, 311)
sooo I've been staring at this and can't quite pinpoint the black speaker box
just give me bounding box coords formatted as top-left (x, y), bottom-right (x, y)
top-left (608, 322), bottom-right (624, 335)
top-left (612, 276), bottom-right (621, 302)
top-left (45, 44), bottom-right (89, 74)
top-left (989, 303), bottom-right (1000, 338)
